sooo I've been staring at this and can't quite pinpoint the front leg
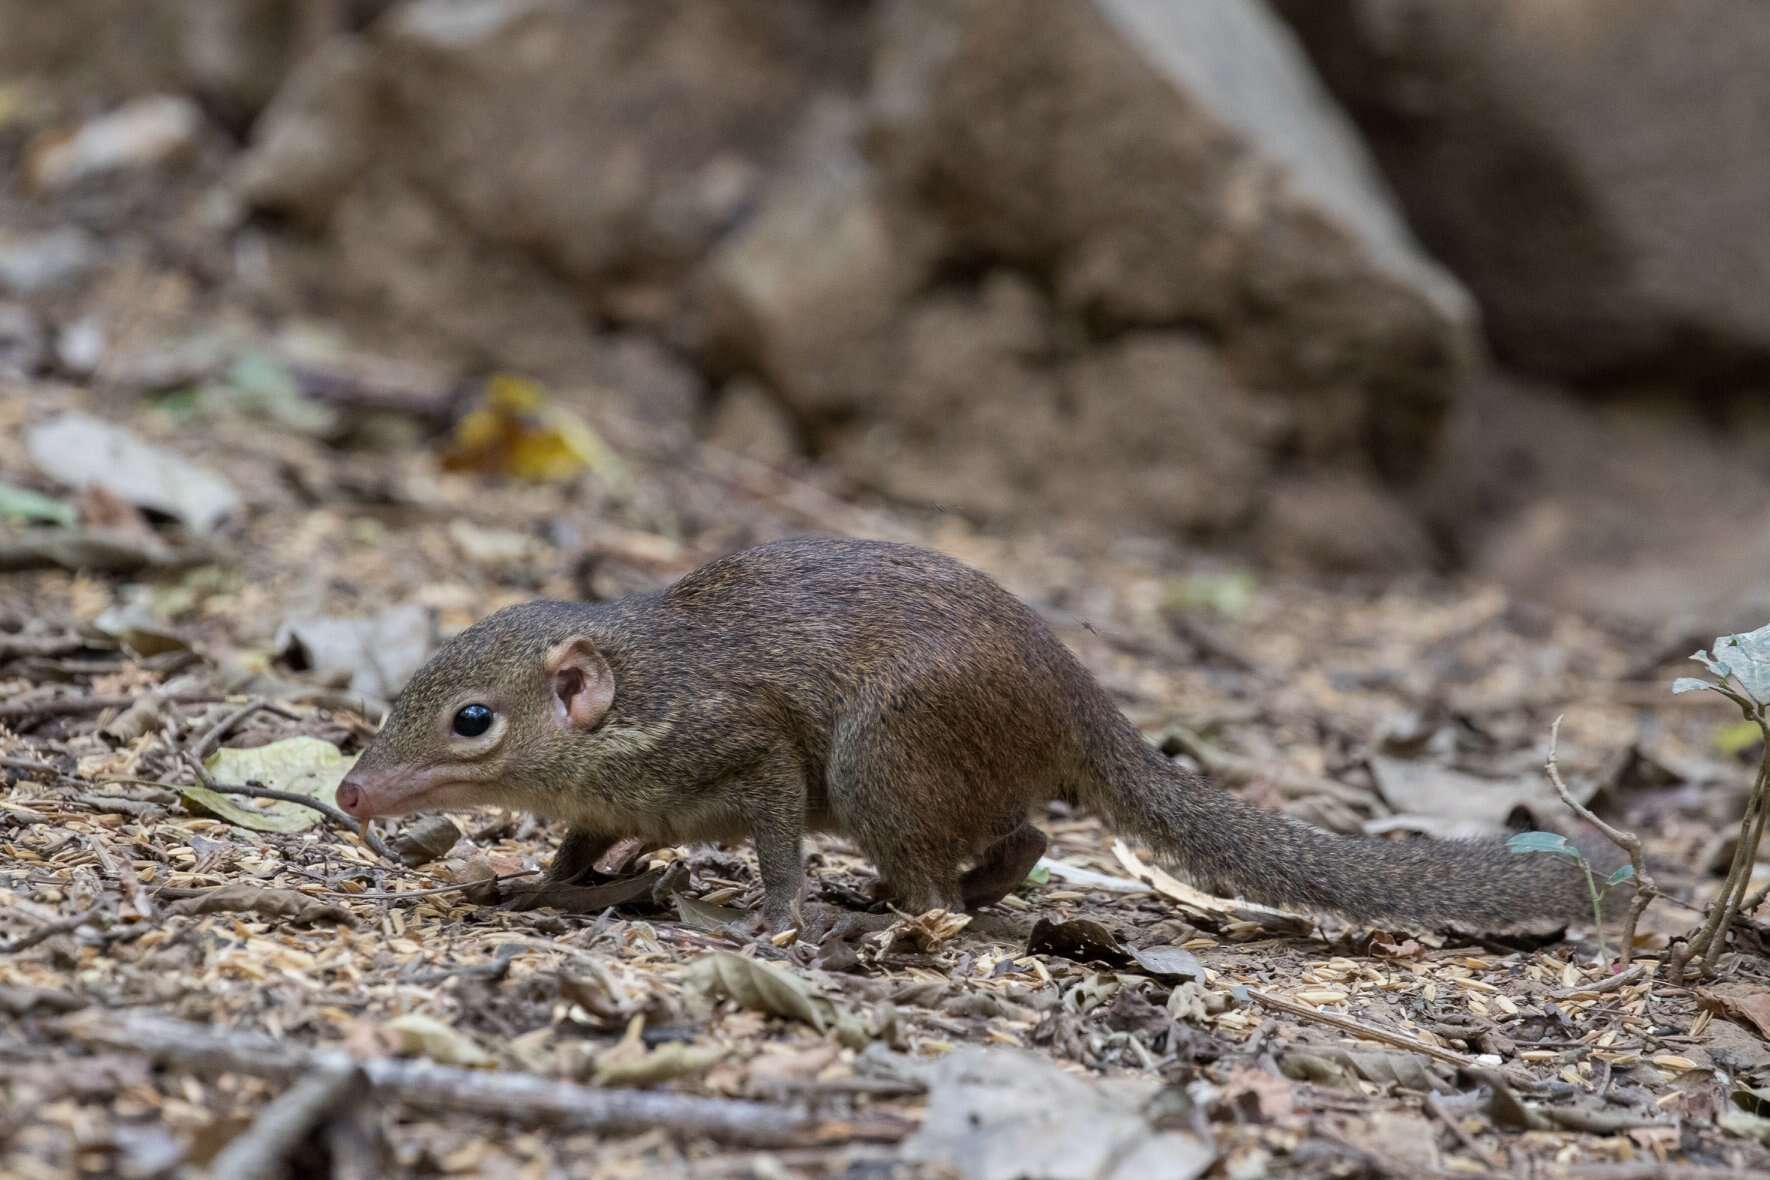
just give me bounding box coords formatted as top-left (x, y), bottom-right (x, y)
top-left (744, 761), bottom-right (809, 934)
top-left (546, 826), bottom-right (620, 885)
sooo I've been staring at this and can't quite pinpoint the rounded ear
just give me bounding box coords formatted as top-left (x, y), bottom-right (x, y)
top-left (543, 637), bottom-right (615, 731)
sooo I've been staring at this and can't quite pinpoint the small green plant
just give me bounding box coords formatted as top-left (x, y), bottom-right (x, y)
top-left (1507, 830), bottom-right (1635, 967)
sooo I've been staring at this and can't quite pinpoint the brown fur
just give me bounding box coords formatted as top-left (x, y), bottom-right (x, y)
top-left (338, 537), bottom-right (1602, 933)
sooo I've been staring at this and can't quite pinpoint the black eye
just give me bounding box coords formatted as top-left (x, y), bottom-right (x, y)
top-left (452, 704), bottom-right (493, 737)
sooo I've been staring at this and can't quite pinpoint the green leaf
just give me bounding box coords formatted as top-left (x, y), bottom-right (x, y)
top-left (1671, 677), bottom-right (1717, 696)
top-left (221, 352), bottom-right (338, 435)
top-left (1606, 865), bottom-right (1636, 887)
top-left (1719, 1108), bottom-right (1770, 1143)
top-left (1697, 623), bottom-right (1770, 706)
top-left (0, 482), bottom-right (76, 526)
top-left (1506, 831), bottom-right (1578, 857)
top-left (1166, 570), bottom-right (1257, 618)
top-left (1025, 862), bottom-right (1051, 886)
top-left (181, 737), bottom-right (357, 833)
top-left (1712, 720), bottom-right (1765, 757)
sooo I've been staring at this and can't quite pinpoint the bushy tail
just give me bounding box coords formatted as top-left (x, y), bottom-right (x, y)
top-left (1082, 735), bottom-right (1604, 932)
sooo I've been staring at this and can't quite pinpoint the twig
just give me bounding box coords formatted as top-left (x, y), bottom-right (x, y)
top-left (59, 1009), bottom-right (907, 1146)
top-left (188, 699), bottom-right (291, 760)
top-left (209, 1062), bottom-right (367, 1180)
top-left (0, 755), bottom-right (70, 778)
top-left (180, 752), bottom-right (400, 866)
top-left (399, 944), bottom-right (522, 986)
top-left (1549, 961), bottom-right (1647, 999)
top-left (0, 691), bottom-right (218, 723)
top-left (1247, 988), bottom-right (1483, 1072)
top-left (1422, 1090), bottom-right (1502, 1171)
top-left (85, 833), bottom-right (155, 923)
top-left (1561, 1166), bottom-right (1769, 1180)
top-left (1668, 683), bottom-right (1770, 977)
top-left (1545, 716), bottom-right (1658, 968)
top-left (0, 905), bottom-right (105, 954)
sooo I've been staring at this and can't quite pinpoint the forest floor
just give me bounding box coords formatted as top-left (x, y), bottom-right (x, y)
top-left (3, 366), bottom-right (1769, 1180)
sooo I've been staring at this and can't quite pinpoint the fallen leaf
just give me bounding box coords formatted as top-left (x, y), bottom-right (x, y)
top-left (499, 869), bottom-right (665, 914)
top-left (743, 1043), bottom-right (841, 1093)
top-left (1028, 917), bottom-right (1127, 967)
top-left (1278, 1048), bottom-right (1449, 1092)
top-left (441, 374), bottom-right (624, 484)
top-left (168, 884), bottom-right (353, 926)
top-left (27, 95), bottom-right (203, 190)
top-left (1699, 982), bottom-right (1770, 1043)
top-left (686, 952), bottom-right (838, 1033)
top-left (1736, 1087), bottom-right (1770, 1118)
top-left (674, 893), bottom-right (749, 932)
top-left (91, 593), bottom-right (189, 656)
top-left (0, 481), bottom-right (76, 526)
top-left (26, 411), bottom-right (242, 534)
top-left (882, 908), bottom-right (971, 954)
top-left (391, 815), bottom-right (463, 867)
top-left (1125, 944), bottom-right (1204, 982)
top-left (592, 1015), bottom-right (725, 1087)
top-left (1720, 1109), bottom-right (1770, 1142)
top-left (384, 1013), bottom-right (493, 1067)
top-left (182, 737), bottom-right (357, 833)
top-left (201, 351), bottom-right (339, 435)
top-left (1369, 755), bottom-right (1574, 839)
top-left (274, 604), bottom-right (435, 699)
top-left (900, 1046), bottom-right (1215, 1180)
top-left (1219, 1064), bottom-right (1295, 1123)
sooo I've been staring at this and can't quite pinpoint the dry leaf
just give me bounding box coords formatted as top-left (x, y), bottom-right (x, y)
top-left (686, 951), bottom-right (838, 1033)
top-left (384, 1014), bottom-right (493, 1067)
top-left (168, 884), bottom-right (353, 927)
top-left (592, 1015), bottom-right (725, 1087)
top-left (1700, 983), bottom-right (1770, 1043)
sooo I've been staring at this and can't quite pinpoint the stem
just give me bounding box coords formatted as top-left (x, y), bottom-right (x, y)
top-left (1672, 706), bottom-right (1770, 977)
top-left (1703, 750), bottom-right (1769, 972)
top-left (1579, 853), bottom-right (1610, 968)
top-left (1544, 716), bottom-right (1658, 968)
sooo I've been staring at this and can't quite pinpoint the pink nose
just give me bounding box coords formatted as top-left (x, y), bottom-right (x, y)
top-left (336, 780), bottom-right (365, 816)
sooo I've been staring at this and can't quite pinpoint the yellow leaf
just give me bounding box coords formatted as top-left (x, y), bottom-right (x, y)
top-left (1712, 720), bottom-right (1764, 758)
top-left (440, 374), bottom-right (624, 485)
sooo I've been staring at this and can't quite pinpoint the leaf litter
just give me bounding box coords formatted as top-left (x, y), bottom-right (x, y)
top-left (2, 355), bottom-right (1768, 1178)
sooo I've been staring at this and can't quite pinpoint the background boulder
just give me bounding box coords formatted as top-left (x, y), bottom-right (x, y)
top-left (1277, 0), bottom-right (1770, 383)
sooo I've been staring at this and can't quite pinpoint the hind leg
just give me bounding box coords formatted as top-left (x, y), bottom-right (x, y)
top-left (960, 823), bottom-right (1047, 910)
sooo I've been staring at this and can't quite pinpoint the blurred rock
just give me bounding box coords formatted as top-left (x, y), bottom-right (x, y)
top-left (177, 0), bottom-right (323, 125)
top-left (0, 304), bottom-right (48, 378)
top-left (1258, 471), bottom-right (1435, 573)
top-left (1278, 0), bottom-right (1770, 382)
top-left (869, 0), bottom-right (1475, 410)
top-left (0, 0), bottom-right (367, 122)
top-left (27, 95), bottom-right (204, 191)
top-left (226, 0), bottom-right (1475, 567)
top-left (0, 228), bottom-right (102, 296)
top-left (703, 99), bottom-right (936, 420)
top-left (366, 0), bottom-right (867, 307)
top-left (705, 378), bottom-right (801, 467)
top-left (235, 37), bottom-right (379, 225)
top-left (1444, 377), bottom-right (1770, 627)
